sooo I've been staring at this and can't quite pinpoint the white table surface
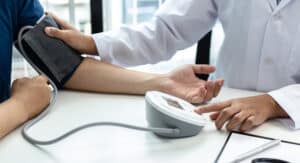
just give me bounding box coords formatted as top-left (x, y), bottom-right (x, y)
top-left (1, 87), bottom-right (300, 163)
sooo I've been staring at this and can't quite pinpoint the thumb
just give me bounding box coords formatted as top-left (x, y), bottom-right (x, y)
top-left (45, 27), bottom-right (66, 40)
top-left (192, 65), bottom-right (216, 74)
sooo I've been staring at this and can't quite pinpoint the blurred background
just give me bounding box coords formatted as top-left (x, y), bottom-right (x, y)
top-left (12, 0), bottom-right (224, 80)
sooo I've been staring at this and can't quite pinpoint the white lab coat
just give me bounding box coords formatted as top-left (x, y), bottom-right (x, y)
top-left (92, 0), bottom-right (300, 129)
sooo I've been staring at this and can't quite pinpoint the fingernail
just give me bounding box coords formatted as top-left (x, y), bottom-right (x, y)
top-left (45, 27), bottom-right (51, 34)
top-left (45, 27), bottom-right (54, 34)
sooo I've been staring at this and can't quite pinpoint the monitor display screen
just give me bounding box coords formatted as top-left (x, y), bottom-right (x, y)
top-left (163, 97), bottom-right (184, 110)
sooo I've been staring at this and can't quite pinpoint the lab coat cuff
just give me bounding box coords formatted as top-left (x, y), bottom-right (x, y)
top-left (92, 33), bottom-right (113, 63)
top-left (268, 87), bottom-right (300, 129)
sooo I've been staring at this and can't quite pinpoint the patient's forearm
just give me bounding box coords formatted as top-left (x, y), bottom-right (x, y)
top-left (0, 98), bottom-right (27, 139)
top-left (65, 58), bottom-right (164, 94)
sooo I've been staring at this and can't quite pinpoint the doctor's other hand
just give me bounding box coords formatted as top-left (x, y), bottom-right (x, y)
top-left (161, 64), bottom-right (224, 104)
top-left (10, 76), bottom-right (51, 120)
top-left (45, 13), bottom-right (97, 54)
top-left (195, 94), bottom-right (289, 132)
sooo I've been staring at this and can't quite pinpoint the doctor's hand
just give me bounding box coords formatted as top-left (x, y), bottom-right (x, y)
top-left (10, 76), bottom-right (51, 120)
top-left (195, 94), bottom-right (289, 132)
top-left (161, 64), bottom-right (224, 104)
top-left (45, 13), bottom-right (98, 54)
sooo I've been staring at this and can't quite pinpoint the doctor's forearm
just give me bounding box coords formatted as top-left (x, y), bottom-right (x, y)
top-left (64, 58), bottom-right (164, 94)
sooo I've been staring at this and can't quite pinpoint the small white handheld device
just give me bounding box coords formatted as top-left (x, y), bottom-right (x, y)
top-left (146, 91), bottom-right (207, 138)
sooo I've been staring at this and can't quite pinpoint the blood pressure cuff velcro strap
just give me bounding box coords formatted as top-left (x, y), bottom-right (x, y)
top-left (18, 15), bottom-right (83, 89)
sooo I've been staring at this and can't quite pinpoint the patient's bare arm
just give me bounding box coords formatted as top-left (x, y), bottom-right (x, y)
top-left (0, 76), bottom-right (50, 139)
top-left (64, 58), bottom-right (163, 95)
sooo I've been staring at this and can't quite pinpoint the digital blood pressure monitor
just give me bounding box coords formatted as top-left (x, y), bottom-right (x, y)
top-left (145, 91), bottom-right (207, 138)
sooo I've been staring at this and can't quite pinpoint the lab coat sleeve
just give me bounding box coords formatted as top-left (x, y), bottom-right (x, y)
top-left (92, 0), bottom-right (218, 66)
top-left (268, 84), bottom-right (300, 129)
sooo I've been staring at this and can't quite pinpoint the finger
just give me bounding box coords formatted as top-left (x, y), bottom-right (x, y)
top-left (210, 112), bottom-right (220, 120)
top-left (20, 77), bottom-right (30, 82)
top-left (213, 78), bottom-right (224, 97)
top-left (192, 65), bottom-right (216, 74)
top-left (190, 87), bottom-right (206, 103)
top-left (47, 12), bottom-right (75, 30)
top-left (240, 116), bottom-right (257, 132)
top-left (12, 78), bottom-right (21, 85)
top-left (204, 81), bottom-right (215, 101)
top-left (226, 111), bottom-right (251, 131)
top-left (45, 27), bottom-right (65, 38)
top-left (195, 100), bottom-right (231, 114)
top-left (14, 77), bottom-right (30, 85)
top-left (34, 75), bottom-right (49, 83)
top-left (215, 106), bottom-right (241, 129)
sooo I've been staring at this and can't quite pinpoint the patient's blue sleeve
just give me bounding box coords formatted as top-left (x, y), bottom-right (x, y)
top-left (0, 0), bottom-right (43, 102)
top-left (15, 0), bottom-right (44, 39)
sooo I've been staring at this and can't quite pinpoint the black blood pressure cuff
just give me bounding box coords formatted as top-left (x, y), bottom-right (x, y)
top-left (16, 15), bottom-right (83, 89)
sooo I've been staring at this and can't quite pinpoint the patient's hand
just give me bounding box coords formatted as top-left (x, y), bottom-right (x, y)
top-left (10, 76), bottom-right (51, 120)
top-left (45, 13), bottom-right (97, 54)
top-left (0, 76), bottom-right (50, 139)
top-left (161, 64), bottom-right (224, 104)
